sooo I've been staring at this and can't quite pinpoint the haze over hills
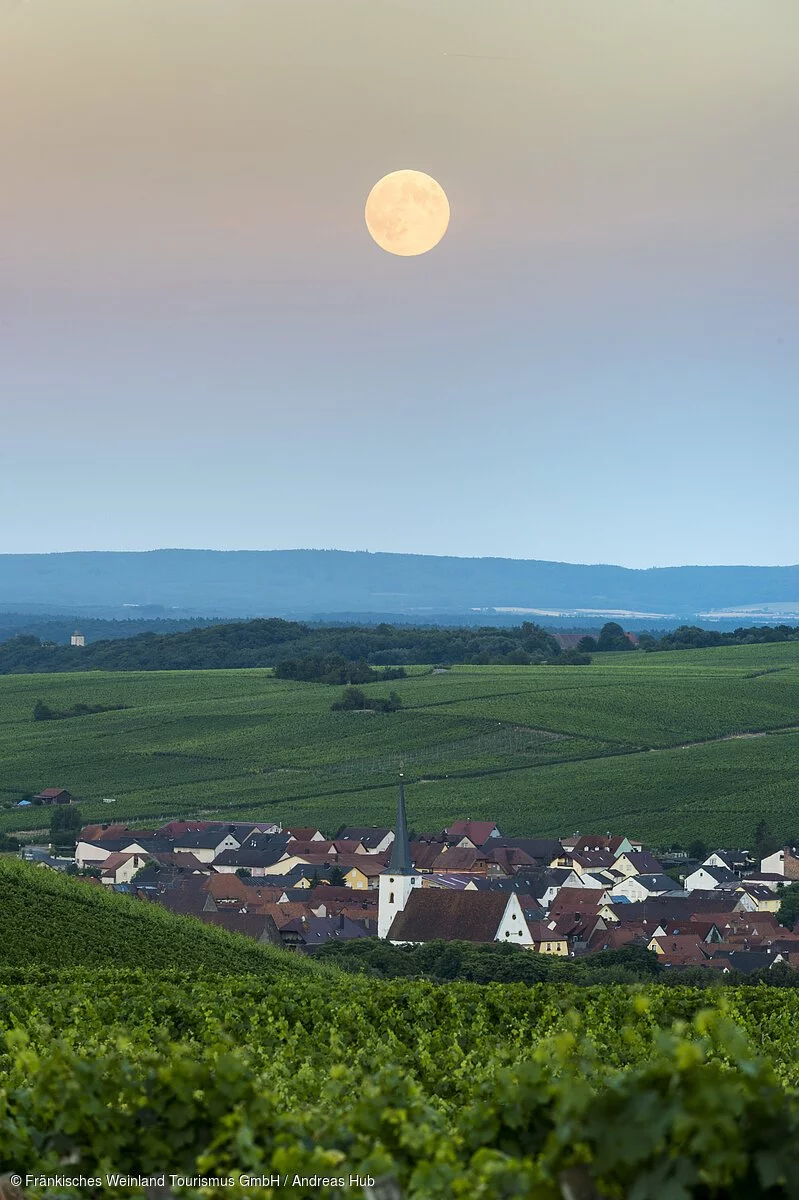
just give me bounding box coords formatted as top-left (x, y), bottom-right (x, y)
top-left (1, 549), bottom-right (799, 624)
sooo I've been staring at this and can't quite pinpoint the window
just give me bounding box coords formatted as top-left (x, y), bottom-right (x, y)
top-left (389, 892), bottom-right (394, 904)
top-left (511, 912), bottom-right (517, 920)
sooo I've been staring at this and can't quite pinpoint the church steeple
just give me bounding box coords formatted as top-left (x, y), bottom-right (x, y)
top-left (378, 768), bottom-right (419, 939)
top-left (388, 769), bottom-right (413, 874)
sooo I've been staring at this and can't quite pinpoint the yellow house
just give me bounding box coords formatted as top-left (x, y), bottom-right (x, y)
top-left (344, 861), bottom-right (384, 890)
top-left (525, 920), bottom-right (569, 955)
top-left (737, 884), bottom-right (781, 913)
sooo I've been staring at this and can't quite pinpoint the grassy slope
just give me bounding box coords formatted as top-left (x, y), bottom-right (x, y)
top-left (0, 860), bottom-right (311, 975)
top-left (1, 642), bottom-right (798, 844)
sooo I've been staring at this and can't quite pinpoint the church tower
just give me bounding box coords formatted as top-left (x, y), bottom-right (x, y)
top-left (378, 771), bottom-right (420, 939)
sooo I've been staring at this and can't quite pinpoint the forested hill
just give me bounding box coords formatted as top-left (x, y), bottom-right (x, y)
top-left (2, 548), bottom-right (799, 616)
top-left (3, 617), bottom-right (799, 674)
top-left (0, 618), bottom-right (566, 673)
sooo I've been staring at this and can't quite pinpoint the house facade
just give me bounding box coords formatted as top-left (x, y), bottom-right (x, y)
top-left (760, 847), bottom-right (799, 880)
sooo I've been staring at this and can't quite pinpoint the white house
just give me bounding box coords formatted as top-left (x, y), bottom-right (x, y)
top-left (172, 830), bottom-right (242, 864)
top-left (684, 865), bottom-right (738, 892)
top-left (610, 874), bottom-right (679, 903)
top-left (578, 870), bottom-right (619, 890)
top-left (760, 847), bottom-right (799, 878)
top-left (75, 839), bottom-right (154, 870)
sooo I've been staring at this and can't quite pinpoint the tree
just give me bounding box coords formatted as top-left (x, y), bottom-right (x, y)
top-left (560, 650), bottom-right (592, 666)
top-left (754, 819), bottom-right (779, 861)
top-left (49, 805), bottom-right (82, 851)
top-left (597, 622), bottom-right (634, 652)
top-left (33, 699), bottom-right (55, 721)
top-left (331, 686), bottom-right (368, 711)
top-left (329, 866), bottom-right (346, 886)
top-left (688, 839), bottom-right (708, 862)
top-left (235, 867), bottom-right (252, 878)
top-left (577, 636), bottom-right (598, 653)
top-left (777, 882), bottom-right (799, 932)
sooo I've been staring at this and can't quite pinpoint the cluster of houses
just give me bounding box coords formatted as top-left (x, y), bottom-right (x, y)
top-left (25, 784), bottom-right (799, 969)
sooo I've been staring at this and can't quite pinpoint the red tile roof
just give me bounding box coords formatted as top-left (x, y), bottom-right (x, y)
top-left (444, 820), bottom-right (500, 847)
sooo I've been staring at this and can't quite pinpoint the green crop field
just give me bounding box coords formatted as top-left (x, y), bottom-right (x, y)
top-left (1, 641), bottom-right (799, 845)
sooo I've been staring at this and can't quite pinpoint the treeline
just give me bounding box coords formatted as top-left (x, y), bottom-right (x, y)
top-left (0, 613), bottom-right (225, 645)
top-left (316, 939), bottom-right (663, 984)
top-left (274, 655), bottom-right (407, 685)
top-left (33, 699), bottom-right (128, 721)
top-left (0, 617), bottom-right (589, 674)
top-left (331, 686), bottom-right (403, 713)
top-left (316, 937), bottom-right (799, 988)
top-left (636, 623), bottom-right (799, 652)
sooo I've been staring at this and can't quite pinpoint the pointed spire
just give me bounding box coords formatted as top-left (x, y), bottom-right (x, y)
top-left (388, 767), bottom-right (413, 874)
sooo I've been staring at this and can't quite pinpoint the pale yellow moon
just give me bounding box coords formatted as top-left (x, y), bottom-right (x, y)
top-left (364, 169), bottom-right (450, 256)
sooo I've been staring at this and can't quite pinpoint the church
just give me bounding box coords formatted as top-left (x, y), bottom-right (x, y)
top-left (378, 776), bottom-right (534, 947)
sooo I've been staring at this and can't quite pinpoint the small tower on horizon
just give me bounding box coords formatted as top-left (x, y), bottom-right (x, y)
top-left (70, 630), bottom-right (85, 648)
top-left (378, 768), bottom-right (421, 939)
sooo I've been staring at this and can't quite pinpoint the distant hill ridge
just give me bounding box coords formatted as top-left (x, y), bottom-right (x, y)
top-left (2, 549), bottom-right (799, 618)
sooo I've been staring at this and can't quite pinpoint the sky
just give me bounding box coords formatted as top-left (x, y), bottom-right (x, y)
top-left (1, 0), bottom-right (797, 568)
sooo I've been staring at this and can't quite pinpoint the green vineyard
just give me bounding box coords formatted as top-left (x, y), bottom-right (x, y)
top-left (2, 854), bottom-right (799, 1197)
top-left (2, 967), bottom-right (799, 1197)
top-left (1, 641), bottom-right (799, 844)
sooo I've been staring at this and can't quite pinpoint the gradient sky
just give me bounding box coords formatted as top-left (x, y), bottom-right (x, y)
top-left (1, 0), bottom-right (797, 567)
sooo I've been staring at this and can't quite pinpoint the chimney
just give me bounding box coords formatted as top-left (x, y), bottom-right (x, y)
top-left (339, 913), bottom-right (345, 928)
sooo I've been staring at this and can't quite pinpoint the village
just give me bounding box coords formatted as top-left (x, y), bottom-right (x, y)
top-left (17, 782), bottom-right (799, 973)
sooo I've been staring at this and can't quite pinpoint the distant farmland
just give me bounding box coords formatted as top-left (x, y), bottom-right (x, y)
top-left (1, 641), bottom-right (799, 846)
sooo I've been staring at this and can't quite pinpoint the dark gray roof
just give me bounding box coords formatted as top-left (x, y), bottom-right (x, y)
top-left (214, 846), bottom-right (289, 868)
top-left (83, 836), bottom-right (173, 854)
top-left (490, 838), bottom-right (563, 860)
top-left (240, 832), bottom-right (291, 852)
top-left (628, 874), bottom-right (681, 891)
top-left (277, 864), bottom-right (343, 887)
top-left (338, 826), bottom-right (392, 849)
top-left (280, 914), bottom-right (372, 946)
top-left (692, 865), bottom-right (738, 884)
top-left (709, 949), bottom-right (786, 975)
top-left (469, 875), bottom-right (555, 896)
top-left (619, 852), bottom-right (663, 872)
top-left (173, 830), bottom-right (242, 850)
top-left (387, 779), bottom-right (413, 874)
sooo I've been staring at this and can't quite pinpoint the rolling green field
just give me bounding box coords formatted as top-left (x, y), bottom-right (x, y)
top-left (1, 641), bottom-right (799, 845)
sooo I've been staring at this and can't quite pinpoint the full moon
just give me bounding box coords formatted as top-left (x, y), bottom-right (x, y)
top-left (364, 169), bottom-right (450, 256)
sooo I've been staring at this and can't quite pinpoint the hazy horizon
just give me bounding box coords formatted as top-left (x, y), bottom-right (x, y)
top-left (2, 1), bottom-right (797, 566)
top-left (2, 545), bottom-right (799, 572)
